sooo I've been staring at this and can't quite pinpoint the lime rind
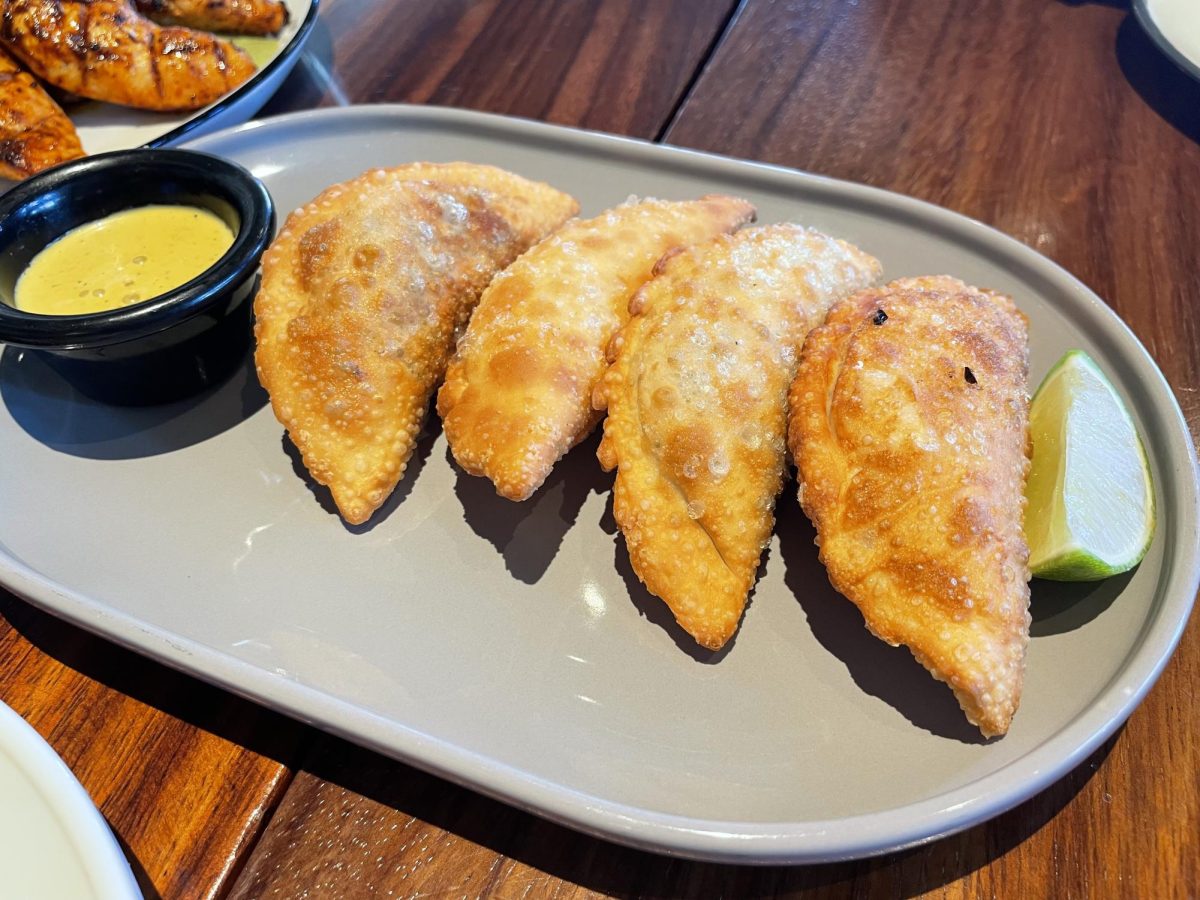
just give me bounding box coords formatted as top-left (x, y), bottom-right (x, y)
top-left (1025, 350), bottom-right (1155, 582)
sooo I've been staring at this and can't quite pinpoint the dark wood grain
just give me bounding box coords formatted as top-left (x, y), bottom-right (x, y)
top-left (229, 730), bottom-right (1122, 898)
top-left (261, 0), bottom-right (740, 140)
top-left (7, 0), bottom-right (1200, 896)
top-left (664, 0), bottom-right (1200, 438)
top-left (0, 596), bottom-right (307, 899)
top-left (666, 7), bottom-right (1200, 894)
top-left (0, 3), bottom-right (741, 897)
top-left (230, 1), bottom-right (1200, 897)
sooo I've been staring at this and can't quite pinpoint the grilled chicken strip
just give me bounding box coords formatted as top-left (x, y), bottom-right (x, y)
top-left (0, 45), bottom-right (82, 179)
top-left (0, 0), bottom-right (257, 111)
top-left (134, 0), bottom-right (288, 35)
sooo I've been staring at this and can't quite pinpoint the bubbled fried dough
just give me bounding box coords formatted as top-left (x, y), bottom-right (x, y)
top-left (789, 276), bottom-right (1031, 737)
top-left (595, 226), bottom-right (881, 650)
top-left (254, 163), bottom-right (578, 525)
top-left (438, 195), bottom-right (756, 501)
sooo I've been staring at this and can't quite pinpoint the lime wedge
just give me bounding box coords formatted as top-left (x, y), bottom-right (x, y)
top-left (1025, 350), bottom-right (1155, 580)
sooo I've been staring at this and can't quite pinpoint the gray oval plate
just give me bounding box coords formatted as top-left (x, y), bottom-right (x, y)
top-left (0, 105), bottom-right (1195, 864)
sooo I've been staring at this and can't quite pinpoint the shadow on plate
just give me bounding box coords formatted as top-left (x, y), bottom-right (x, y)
top-left (0, 346), bottom-right (267, 459)
top-left (599, 490), bottom-right (747, 664)
top-left (453, 431), bottom-right (610, 584)
top-left (775, 499), bottom-right (991, 744)
top-left (278, 723), bottom-right (1119, 897)
top-left (1030, 569), bottom-right (1132, 636)
top-left (284, 414), bottom-right (442, 533)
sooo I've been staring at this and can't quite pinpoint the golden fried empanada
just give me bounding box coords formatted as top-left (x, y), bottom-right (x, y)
top-left (789, 276), bottom-right (1031, 737)
top-left (255, 163), bottom-right (578, 524)
top-left (595, 225), bottom-right (881, 649)
top-left (438, 195), bottom-right (755, 501)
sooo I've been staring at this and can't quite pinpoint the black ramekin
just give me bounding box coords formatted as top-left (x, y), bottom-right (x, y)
top-left (0, 148), bottom-right (274, 405)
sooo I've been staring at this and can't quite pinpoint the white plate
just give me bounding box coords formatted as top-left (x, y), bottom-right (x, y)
top-left (0, 701), bottom-right (140, 899)
top-left (0, 105), bottom-right (1196, 864)
top-left (1136, 0), bottom-right (1200, 81)
top-left (61, 0), bottom-right (318, 156)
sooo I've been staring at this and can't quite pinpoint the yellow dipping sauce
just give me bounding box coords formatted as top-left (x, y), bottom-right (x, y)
top-left (15, 204), bottom-right (235, 316)
top-left (232, 35), bottom-right (280, 68)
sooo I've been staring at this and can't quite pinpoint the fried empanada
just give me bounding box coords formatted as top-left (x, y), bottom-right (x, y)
top-left (595, 225), bottom-right (881, 649)
top-left (789, 276), bottom-right (1031, 737)
top-left (438, 195), bottom-right (756, 501)
top-left (255, 163), bottom-right (578, 525)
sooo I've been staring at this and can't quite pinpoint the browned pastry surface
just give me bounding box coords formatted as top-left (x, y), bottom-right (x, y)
top-left (439, 194), bottom-right (755, 501)
top-left (255, 163), bottom-right (579, 525)
top-left (790, 275), bottom-right (1031, 737)
top-left (596, 224), bottom-right (881, 649)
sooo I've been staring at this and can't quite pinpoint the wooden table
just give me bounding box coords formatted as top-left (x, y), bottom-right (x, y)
top-left (3, 0), bottom-right (1198, 895)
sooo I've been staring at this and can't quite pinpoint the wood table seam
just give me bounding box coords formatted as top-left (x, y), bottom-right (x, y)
top-left (652, 0), bottom-right (749, 144)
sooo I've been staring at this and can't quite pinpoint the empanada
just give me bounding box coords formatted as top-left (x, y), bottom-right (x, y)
top-left (438, 195), bottom-right (755, 500)
top-left (595, 225), bottom-right (881, 649)
top-left (255, 163), bottom-right (578, 524)
top-left (789, 276), bottom-right (1031, 737)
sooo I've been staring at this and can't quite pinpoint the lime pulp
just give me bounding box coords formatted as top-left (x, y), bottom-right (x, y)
top-left (1024, 349), bottom-right (1155, 581)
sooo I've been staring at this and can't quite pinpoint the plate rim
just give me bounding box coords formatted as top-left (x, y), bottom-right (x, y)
top-left (1133, 0), bottom-right (1200, 84)
top-left (0, 700), bottom-right (141, 898)
top-left (2, 103), bottom-right (1197, 864)
top-left (140, 0), bottom-right (321, 150)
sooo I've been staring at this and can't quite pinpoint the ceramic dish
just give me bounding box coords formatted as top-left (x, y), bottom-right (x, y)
top-left (0, 105), bottom-right (1195, 864)
top-left (0, 701), bottom-right (141, 899)
top-left (0, 149), bottom-right (274, 404)
top-left (1135, 0), bottom-right (1200, 82)
top-left (8, 0), bottom-right (317, 168)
